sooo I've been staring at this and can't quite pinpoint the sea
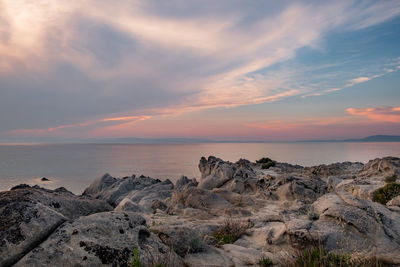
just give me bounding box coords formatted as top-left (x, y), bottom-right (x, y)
top-left (0, 142), bottom-right (399, 194)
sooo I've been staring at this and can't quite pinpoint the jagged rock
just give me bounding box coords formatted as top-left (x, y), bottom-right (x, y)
top-left (0, 186), bottom-right (112, 267)
top-left (337, 157), bottom-right (400, 200)
top-left (359, 157), bottom-right (400, 178)
top-left (198, 156), bottom-right (258, 193)
top-left (124, 179), bottom-right (173, 213)
top-left (175, 175), bottom-right (198, 190)
top-left (151, 199), bottom-right (167, 212)
top-left (303, 161), bottom-right (364, 179)
top-left (83, 174), bottom-right (161, 207)
top-left (15, 211), bottom-right (183, 267)
top-left (274, 176), bottom-right (327, 203)
top-left (114, 198), bottom-right (144, 213)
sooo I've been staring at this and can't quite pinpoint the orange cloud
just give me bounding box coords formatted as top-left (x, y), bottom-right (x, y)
top-left (346, 106), bottom-right (400, 123)
top-left (8, 115), bottom-right (151, 137)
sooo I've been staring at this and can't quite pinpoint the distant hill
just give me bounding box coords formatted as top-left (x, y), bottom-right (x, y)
top-left (343, 135), bottom-right (400, 142)
top-left (304, 135), bottom-right (400, 143)
top-left (91, 137), bottom-right (213, 144)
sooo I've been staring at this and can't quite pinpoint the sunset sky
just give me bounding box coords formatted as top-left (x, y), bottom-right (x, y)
top-left (1, 0), bottom-right (400, 142)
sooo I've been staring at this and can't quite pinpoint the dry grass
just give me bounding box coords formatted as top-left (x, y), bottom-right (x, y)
top-left (212, 218), bottom-right (252, 246)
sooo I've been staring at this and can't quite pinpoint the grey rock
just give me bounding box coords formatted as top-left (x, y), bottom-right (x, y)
top-left (310, 191), bottom-right (400, 262)
top-left (0, 186), bottom-right (112, 267)
top-left (169, 186), bottom-right (231, 211)
top-left (156, 226), bottom-right (205, 257)
top-left (275, 176), bottom-right (327, 203)
top-left (124, 179), bottom-right (173, 213)
top-left (16, 211), bottom-right (183, 267)
top-left (175, 176), bottom-right (198, 190)
top-left (83, 174), bottom-right (161, 207)
top-left (114, 198), bottom-right (144, 213)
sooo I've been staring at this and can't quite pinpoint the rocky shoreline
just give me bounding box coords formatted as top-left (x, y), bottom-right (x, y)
top-left (1, 156), bottom-right (400, 266)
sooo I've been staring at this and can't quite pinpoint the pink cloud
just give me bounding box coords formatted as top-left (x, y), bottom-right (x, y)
top-left (346, 106), bottom-right (400, 123)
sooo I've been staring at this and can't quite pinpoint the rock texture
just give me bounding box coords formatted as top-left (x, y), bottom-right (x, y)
top-left (0, 185), bottom-right (112, 267)
top-left (2, 156), bottom-right (400, 266)
top-left (16, 211), bottom-right (182, 267)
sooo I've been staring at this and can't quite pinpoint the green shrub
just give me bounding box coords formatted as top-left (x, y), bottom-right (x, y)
top-left (258, 256), bottom-right (273, 266)
top-left (307, 209), bottom-right (319, 221)
top-left (384, 174), bottom-right (397, 183)
top-left (257, 157), bottom-right (275, 164)
top-left (261, 162), bottom-right (276, 169)
top-left (372, 182), bottom-right (400, 205)
top-left (213, 219), bottom-right (251, 245)
top-left (131, 248), bottom-right (142, 267)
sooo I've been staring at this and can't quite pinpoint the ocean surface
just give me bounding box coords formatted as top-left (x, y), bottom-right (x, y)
top-left (0, 142), bottom-right (399, 194)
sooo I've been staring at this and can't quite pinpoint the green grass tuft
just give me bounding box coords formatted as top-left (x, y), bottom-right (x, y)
top-left (258, 256), bottom-right (273, 266)
top-left (130, 248), bottom-right (142, 267)
top-left (372, 182), bottom-right (400, 205)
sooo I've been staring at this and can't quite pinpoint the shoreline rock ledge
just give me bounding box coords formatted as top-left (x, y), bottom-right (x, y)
top-left (1, 156), bottom-right (400, 266)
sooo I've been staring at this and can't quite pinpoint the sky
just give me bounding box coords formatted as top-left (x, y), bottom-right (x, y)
top-left (0, 0), bottom-right (400, 142)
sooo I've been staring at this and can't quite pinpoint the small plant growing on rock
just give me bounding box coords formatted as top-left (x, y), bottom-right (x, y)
top-left (307, 207), bottom-right (319, 220)
top-left (130, 248), bottom-right (142, 267)
top-left (213, 218), bottom-right (251, 245)
top-left (372, 182), bottom-right (400, 205)
top-left (258, 256), bottom-right (273, 266)
top-left (384, 174), bottom-right (397, 183)
top-left (291, 246), bottom-right (394, 267)
top-left (257, 157), bottom-right (276, 169)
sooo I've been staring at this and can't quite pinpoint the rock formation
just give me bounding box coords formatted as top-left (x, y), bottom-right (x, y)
top-left (1, 156), bottom-right (400, 266)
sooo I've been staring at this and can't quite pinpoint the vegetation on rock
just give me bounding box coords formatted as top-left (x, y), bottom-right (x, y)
top-left (257, 157), bottom-right (276, 169)
top-left (292, 246), bottom-right (393, 267)
top-left (372, 182), bottom-right (400, 205)
top-left (258, 257), bottom-right (273, 266)
top-left (384, 174), bottom-right (397, 183)
top-left (212, 218), bottom-right (251, 245)
top-left (257, 157), bottom-right (276, 168)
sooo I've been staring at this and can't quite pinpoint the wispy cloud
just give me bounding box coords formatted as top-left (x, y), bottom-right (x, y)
top-left (0, 0), bottom-right (399, 138)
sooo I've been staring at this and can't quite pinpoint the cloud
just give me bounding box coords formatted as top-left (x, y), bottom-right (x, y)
top-left (0, 0), bottom-right (399, 138)
top-left (346, 106), bottom-right (400, 123)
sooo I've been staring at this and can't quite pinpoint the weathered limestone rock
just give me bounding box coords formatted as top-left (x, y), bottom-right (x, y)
top-left (0, 186), bottom-right (112, 267)
top-left (16, 211), bottom-right (182, 267)
top-left (274, 176), bottom-right (327, 203)
top-left (169, 186), bottom-right (231, 211)
top-left (83, 174), bottom-right (162, 207)
top-left (303, 161), bottom-right (364, 179)
top-left (310, 190), bottom-right (400, 263)
top-left (124, 179), bottom-right (173, 213)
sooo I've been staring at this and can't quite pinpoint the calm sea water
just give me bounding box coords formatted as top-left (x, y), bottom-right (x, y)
top-left (0, 142), bottom-right (399, 194)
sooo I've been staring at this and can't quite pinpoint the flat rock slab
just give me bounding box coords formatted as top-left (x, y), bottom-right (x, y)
top-left (16, 211), bottom-right (182, 267)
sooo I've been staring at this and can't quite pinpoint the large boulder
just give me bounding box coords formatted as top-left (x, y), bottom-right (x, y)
top-left (0, 185), bottom-right (112, 267)
top-left (83, 174), bottom-right (162, 207)
top-left (198, 156), bottom-right (258, 193)
top-left (309, 190), bottom-right (400, 263)
top-left (15, 211), bottom-right (183, 266)
top-left (156, 226), bottom-right (205, 257)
